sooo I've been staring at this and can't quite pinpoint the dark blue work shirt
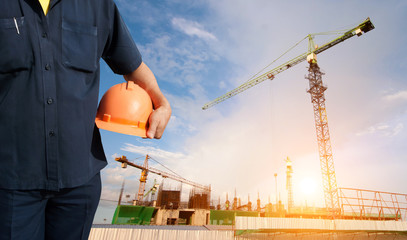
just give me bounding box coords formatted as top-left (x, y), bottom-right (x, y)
top-left (0, 0), bottom-right (142, 190)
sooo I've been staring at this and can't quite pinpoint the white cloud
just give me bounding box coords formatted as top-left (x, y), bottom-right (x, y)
top-left (103, 165), bottom-right (140, 180)
top-left (219, 81), bottom-right (227, 89)
top-left (139, 35), bottom-right (216, 89)
top-left (139, 36), bottom-right (183, 85)
top-left (383, 90), bottom-right (407, 102)
top-left (392, 123), bottom-right (404, 136)
top-left (121, 143), bottom-right (186, 161)
top-left (171, 17), bottom-right (217, 41)
top-left (357, 122), bottom-right (404, 137)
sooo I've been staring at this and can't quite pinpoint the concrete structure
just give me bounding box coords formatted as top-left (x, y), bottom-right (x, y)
top-left (153, 208), bottom-right (210, 226)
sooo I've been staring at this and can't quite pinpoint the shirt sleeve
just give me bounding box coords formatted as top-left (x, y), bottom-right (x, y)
top-left (102, 2), bottom-right (142, 75)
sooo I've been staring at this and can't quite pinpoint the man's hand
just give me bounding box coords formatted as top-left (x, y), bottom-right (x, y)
top-left (124, 62), bottom-right (171, 139)
top-left (146, 104), bottom-right (171, 139)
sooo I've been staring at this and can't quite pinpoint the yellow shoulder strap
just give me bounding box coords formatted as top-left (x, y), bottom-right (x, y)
top-left (38, 0), bottom-right (50, 15)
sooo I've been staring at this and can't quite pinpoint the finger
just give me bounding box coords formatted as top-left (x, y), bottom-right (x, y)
top-left (145, 106), bottom-right (170, 139)
top-left (153, 123), bottom-right (165, 139)
top-left (146, 114), bottom-right (160, 139)
top-left (146, 122), bottom-right (157, 139)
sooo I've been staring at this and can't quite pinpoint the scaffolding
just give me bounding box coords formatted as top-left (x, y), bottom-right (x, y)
top-left (188, 188), bottom-right (211, 209)
top-left (156, 185), bottom-right (181, 209)
top-left (339, 188), bottom-right (407, 221)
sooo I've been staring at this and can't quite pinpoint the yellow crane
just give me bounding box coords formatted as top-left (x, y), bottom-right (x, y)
top-left (202, 18), bottom-right (374, 216)
top-left (116, 155), bottom-right (211, 204)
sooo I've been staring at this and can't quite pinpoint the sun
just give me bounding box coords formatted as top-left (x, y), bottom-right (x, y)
top-left (300, 178), bottom-right (317, 195)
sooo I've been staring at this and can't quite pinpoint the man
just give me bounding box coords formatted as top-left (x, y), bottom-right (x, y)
top-left (0, 0), bottom-right (171, 239)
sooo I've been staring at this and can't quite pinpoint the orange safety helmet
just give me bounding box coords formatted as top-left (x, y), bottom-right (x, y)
top-left (95, 81), bottom-right (153, 137)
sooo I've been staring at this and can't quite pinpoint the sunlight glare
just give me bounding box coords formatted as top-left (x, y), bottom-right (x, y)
top-left (300, 178), bottom-right (317, 195)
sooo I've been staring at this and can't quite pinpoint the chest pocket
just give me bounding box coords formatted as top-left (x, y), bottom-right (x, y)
top-left (0, 17), bottom-right (32, 73)
top-left (62, 20), bottom-right (97, 73)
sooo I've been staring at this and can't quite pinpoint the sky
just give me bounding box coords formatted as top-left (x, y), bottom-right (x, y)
top-left (94, 0), bottom-right (407, 223)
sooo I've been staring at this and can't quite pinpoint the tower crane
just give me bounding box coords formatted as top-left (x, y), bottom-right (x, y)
top-left (116, 155), bottom-right (211, 204)
top-left (202, 18), bottom-right (374, 216)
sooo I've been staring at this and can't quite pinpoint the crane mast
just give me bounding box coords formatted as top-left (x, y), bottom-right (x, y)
top-left (136, 155), bottom-right (149, 203)
top-left (306, 62), bottom-right (340, 214)
top-left (202, 18), bottom-right (374, 215)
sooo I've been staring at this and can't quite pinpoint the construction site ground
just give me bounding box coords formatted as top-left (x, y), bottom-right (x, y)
top-left (236, 232), bottom-right (407, 240)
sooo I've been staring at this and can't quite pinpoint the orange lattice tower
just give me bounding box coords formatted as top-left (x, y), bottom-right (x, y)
top-left (306, 62), bottom-right (340, 216)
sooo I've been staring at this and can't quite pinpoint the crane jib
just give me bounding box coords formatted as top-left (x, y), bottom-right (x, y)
top-left (115, 156), bottom-right (210, 191)
top-left (202, 18), bottom-right (374, 110)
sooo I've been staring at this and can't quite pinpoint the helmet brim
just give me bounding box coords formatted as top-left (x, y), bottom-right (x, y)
top-left (96, 118), bottom-right (147, 138)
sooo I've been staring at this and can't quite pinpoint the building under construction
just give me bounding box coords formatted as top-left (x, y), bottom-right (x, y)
top-left (112, 176), bottom-right (211, 226)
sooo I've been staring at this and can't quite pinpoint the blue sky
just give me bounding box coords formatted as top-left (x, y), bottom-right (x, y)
top-left (94, 0), bottom-right (407, 223)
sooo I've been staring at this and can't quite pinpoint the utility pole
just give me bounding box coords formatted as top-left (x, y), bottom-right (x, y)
top-left (274, 173), bottom-right (278, 205)
top-left (118, 180), bottom-right (125, 205)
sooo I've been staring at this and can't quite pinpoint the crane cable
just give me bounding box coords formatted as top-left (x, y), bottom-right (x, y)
top-left (247, 18), bottom-right (364, 83)
top-left (248, 35), bottom-right (308, 81)
top-left (148, 156), bottom-right (184, 179)
top-left (123, 154), bottom-right (183, 179)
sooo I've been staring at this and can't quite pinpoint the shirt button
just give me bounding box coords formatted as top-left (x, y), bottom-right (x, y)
top-left (45, 64), bottom-right (51, 71)
top-left (47, 98), bottom-right (54, 105)
top-left (49, 130), bottom-right (55, 137)
top-left (42, 32), bottom-right (47, 38)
